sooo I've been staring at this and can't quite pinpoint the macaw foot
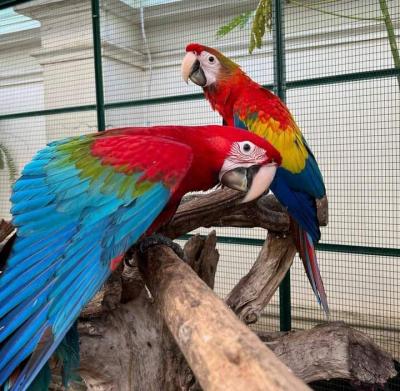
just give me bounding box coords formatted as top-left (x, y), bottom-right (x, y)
top-left (137, 234), bottom-right (185, 260)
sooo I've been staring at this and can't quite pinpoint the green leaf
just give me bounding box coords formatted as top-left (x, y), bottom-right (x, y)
top-left (0, 149), bottom-right (4, 170)
top-left (217, 11), bottom-right (254, 37)
top-left (249, 0), bottom-right (272, 54)
top-left (0, 143), bottom-right (17, 183)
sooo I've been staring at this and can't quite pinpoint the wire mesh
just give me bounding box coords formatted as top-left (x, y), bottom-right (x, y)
top-left (0, 0), bottom-right (399, 389)
top-left (284, 0), bottom-right (400, 368)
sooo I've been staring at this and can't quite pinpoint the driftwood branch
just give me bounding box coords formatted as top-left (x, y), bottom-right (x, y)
top-left (259, 322), bottom-right (396, 386)
top-left (162, 189), bottom-right (328, 240)
top-left (78, 234), bottom-right (218, 391)
top-left (75, 235), bottom-right (395, 390)
top-left (138, 244), bottom-right (310, 391)
top-left (226, 232), bottom-right (297, 324)
top-left (161, 190), bottom-right (326, 325)
top-left (0, 219), bottom-right (13, 243)
top-left (161, 189), bottom-right (290, 239)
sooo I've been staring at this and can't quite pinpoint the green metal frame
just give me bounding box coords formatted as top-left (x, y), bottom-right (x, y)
top-left (1, 68), bottom-right (399, 121)
top-left (271, 0), bottom-right (291, 332)
top-left (180, 235), bottom-right (400, 257)
top-left (91, 0), bottom-right (106, 131)
top-left (1, 0), bottom-right (400, 332)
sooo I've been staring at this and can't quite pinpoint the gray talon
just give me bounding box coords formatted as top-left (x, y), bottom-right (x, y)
top-left (138, 234), bottom-right (184, 259)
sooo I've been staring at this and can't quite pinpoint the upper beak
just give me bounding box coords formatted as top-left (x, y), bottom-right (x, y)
top-left (220, 164), bottom-right (277, 203)
top-left (181, 52), bottom-right (207, 87)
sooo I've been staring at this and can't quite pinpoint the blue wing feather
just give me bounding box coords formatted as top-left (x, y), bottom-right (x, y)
top-left (270, 169), bottom-right (320, 242)
top-left (0, 132), bottom-right (192, 390)
top-left (276, 145), bottom-right (325, 200)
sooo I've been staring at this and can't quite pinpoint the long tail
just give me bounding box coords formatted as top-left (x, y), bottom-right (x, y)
top-left (291, 219), bottom-right (329, 316)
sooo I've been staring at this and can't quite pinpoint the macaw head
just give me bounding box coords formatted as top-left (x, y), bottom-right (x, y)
top-left (191, 125), bottom-right (281, 202)
top-left (181, 43), bottom-right (243, 88)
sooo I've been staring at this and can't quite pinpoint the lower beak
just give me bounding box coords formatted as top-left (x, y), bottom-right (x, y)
top-left (181, 52), bottom-right (207, 87)
top-left (220, 164), bottom-right (277, 203)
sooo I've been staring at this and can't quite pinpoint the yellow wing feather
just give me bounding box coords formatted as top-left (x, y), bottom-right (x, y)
top-left (243, 115), bottom-right (308, 173)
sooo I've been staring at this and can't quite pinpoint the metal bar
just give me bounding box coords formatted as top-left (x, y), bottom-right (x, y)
top-left (272, 0), bottom-right (291, 332)
top-left (316, 243), bottom-right (400, 257)
top-left (2, 68), bottom-right (400, 121)
top-left (91, 0), bottom-right (106, 131)
top-left (105, 92), bottom-right (205, 110)
top-left (179, 234), bottom-right (400, 257)
top-left (286, 68), bottom-right (400, 89)
top-left (0, 0), bottom-right (30, 10)
top-left (258, 312), bottom-right (400, 333)
top-left (0, 105), bottom-right (97, 121)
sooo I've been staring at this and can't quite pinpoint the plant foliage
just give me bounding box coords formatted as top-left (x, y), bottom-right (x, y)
top-left (217, 0), bottom-right (272, 54)
top-left (0, 143), bottom-right (17, 184)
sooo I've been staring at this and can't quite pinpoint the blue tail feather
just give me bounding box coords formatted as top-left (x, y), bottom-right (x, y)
top-left (270, 169), bottom-right (320, 242)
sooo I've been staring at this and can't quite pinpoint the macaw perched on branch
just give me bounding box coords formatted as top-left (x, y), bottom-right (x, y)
top-left (0, 125), bottom-right (281, 391)
top-left (182, 43), bottom-right (329, 315)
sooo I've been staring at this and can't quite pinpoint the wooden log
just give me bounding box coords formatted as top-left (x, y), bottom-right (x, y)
top-left (78, 289), bottom-right (166, 391)
top-left (139, 244), bottom-right (311, 391)
top-left (0, 219), bottom-right (13, 243)
top-left (162, 189), bottom-right (328, 240)
top-left (161, 189), bottom-right (290, 239)
top-left (65, 236), bottom-right (395, 390)
top-left (76, 303), bottom-right (397, 390)
top-left (183, 231), bottom-right (219, 289)
top-left (226, 233), bottom-right (297, 324)
top-left (258, 322), bottom-right (396, 385)
top-left (80, 271), bottom-right (122, 318)
top-left (77, 233), bottom-right (219, 391)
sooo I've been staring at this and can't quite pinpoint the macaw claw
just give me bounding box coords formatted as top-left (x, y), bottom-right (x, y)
top-left (137, 234), bottom-right (185, 260)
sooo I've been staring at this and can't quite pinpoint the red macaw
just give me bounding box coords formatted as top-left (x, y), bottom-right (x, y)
top-left (0, 124), bottom-right (281, 390)
top-left (182, 43), bottom-right (329, 314)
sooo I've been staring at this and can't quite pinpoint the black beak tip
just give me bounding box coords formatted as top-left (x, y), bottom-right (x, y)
top-left (189, 60), bottom-right (207, 87)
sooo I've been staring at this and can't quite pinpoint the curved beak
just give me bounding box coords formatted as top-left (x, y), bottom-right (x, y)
top-left (181, 52), bottom-right (207, 87)
top-left (220, 164), bottom-right (277, 203)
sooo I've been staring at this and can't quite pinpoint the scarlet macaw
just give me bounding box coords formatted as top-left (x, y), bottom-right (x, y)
top-left (181, 43), bottom-right (329, 314)
top-left (0, 124), bottom-right (280, 390)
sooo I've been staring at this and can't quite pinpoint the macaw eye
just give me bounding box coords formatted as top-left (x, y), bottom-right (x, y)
top-left (239, 141), bottom-right (255, 155)
top-left (208, 56), bottom-right (215, 63)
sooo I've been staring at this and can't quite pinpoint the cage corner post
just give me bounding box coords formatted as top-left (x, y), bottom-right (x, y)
top-left (272, 0), bottom-right (291, 332)
top-left (91, 0), bottom-right (106, 132)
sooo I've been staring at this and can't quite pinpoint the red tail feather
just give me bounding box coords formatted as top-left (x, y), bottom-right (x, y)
top-left (290, 219), bottom-right (329, 316)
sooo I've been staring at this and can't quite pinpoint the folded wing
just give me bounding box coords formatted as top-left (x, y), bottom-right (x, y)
top-left (0, 130), bottom-right (193, 390)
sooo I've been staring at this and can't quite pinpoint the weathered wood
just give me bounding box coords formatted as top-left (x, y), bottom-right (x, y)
top-left (183, 231), bottom-right (219, 289)
top-left (55, 236), bottom-right (395, 390)
top-left (161, 189), bottom-right (290, 239)
top-left (258, 322), bottom-right (396, 385)
top-left (77, 233), bottom-right (219, 391)
top-left (76, 299), bottom-right (396, 390)
top-left (226, 233), bottom-right (297, 324)
top-left (0, 219), bottom-right (13, 243)
top-left (80, 271), bottom-right (122, 318)
top-left (78, 288), bottom-right (165, 391)
top-left (161, 189), bottom-right (328, 239)
top-left (139, 244), bottom-right (311, 391)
